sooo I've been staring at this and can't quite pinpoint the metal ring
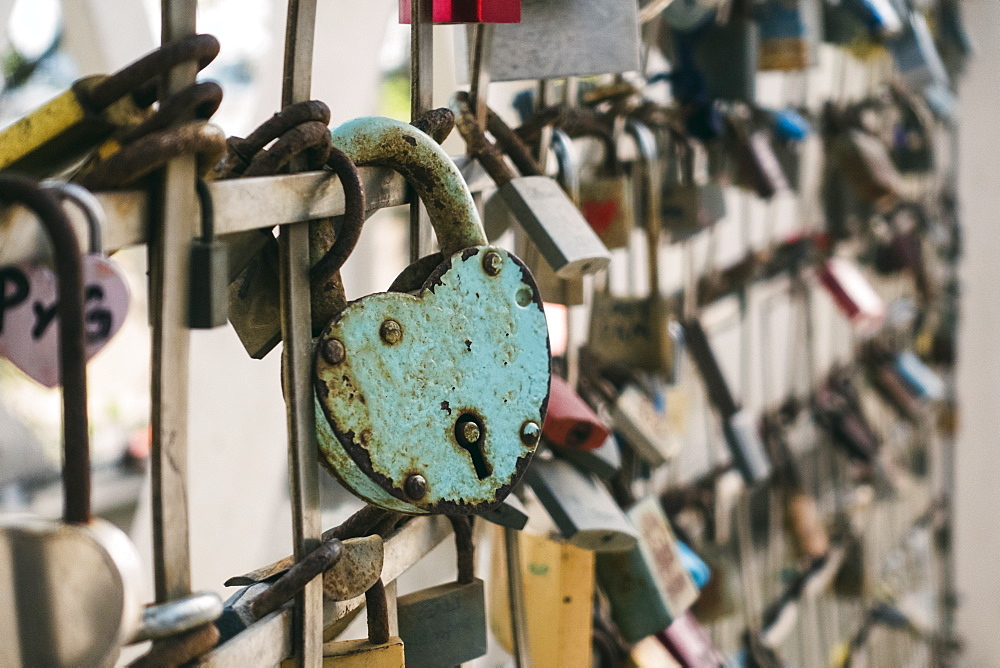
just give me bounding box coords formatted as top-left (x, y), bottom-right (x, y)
top-left (119, 81), bottom-right (224, 145)
top-left (242, 120), bottom-right (332, 177)
top-left (308, 147), bottom-right (366, 282)
top-left (42, 181), bottom-right (106, 255)
top-left (77, 122), bottom-right (227, 190)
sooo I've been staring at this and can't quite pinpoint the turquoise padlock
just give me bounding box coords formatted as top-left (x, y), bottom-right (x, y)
top-left (314, 117), bottom-right (551, 515)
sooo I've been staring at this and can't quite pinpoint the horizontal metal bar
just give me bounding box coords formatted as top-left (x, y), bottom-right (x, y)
top-left (195, 514), bottom-right (451, 667)
top-left (0, 157), bottom-right (493, 268)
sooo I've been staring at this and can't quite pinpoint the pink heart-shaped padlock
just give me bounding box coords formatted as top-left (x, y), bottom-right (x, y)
top-left (0, 254), bottom-right (130, 387)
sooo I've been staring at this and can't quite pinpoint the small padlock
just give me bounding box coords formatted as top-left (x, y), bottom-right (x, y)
top-left (509, 129), bottom-right (585, 306)
top-left (452, 92), bottom-right (611, 279)
top-left (578, 124), bottom-right (633, 249)
top-left (682, 318), bottom-right (772, 484)
top-left (588, 120), bottom-right (679, 378)
top-left (526, 455), bottom-right (639, 552)
top-left (315, 116), bottom-right (551, 515)
top-left (692, 0), bottom-right (759, 104)
top-left (317, 580), bottom-right (405, 665)
top-left (399, 0), bottom-right (521, 23)
top-left (819, 257), bottom-right (885, 335)
top-left (863, 343), bottom-right (924, 422)
top-left (596, 496), bottom-right (699, 643)
top-left (397, 517), bottom-right (488, 666)
top-left (611, 383), bottom-right (678, 468)
top-left (489, 526), bottom-right (595, 666)
top-left (769, 107), bottom-right (811, 192)
top-left (0, 175), bottom-right (143, 667)
top-left (188, 179), bottom-right (229, 328)
top-left (542, 374), bottom-right (611, 452)
top-left (0, 183), bottom-right (130, 387)
top-left (727, 107), bottom-right (789, 200)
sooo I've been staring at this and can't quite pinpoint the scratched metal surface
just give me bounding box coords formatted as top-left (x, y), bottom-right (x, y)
top-left (315, 246), bottom-right (550, 514)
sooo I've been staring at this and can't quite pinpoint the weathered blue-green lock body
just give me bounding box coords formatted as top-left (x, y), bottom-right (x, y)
top-left (315, 116), bottom-right (551, 514)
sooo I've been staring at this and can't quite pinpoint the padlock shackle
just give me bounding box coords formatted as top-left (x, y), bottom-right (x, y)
top-left (43, 181), bottom-right (106, 254)
top-left (482, 102), bottom-right (545, 178)
top-left (451, 92), bottom-right (520, 186)
top-left (625, 119), bottom-right (663, 296)
top-left (0, 175), bottom-right (89, 524)
top-left (227, 100), bottom-right (332, 173)
top-left (331, 115), bottom-right (487, 257)
top-left (87, 33), bottom-right (221, 111)
top-left (549, 129), bottom-right (580, 203)
top-left (449, 516), bottom-right (476, 585)
top-left (364, 579), bottom-right (391, 646)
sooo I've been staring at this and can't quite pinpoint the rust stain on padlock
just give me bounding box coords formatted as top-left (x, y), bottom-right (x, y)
top-left (315, 247), bottom-right (550, 515)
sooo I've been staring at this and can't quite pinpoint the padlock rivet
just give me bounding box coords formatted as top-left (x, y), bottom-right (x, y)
top-left (482, 251), bottom-right (503, 276)
top-left (404, 474), bottom-right (427, 500)
top-left (322, 339), bottom-right (346, 365)
top-left (380, 319), bottom-right (403, 345)
top-left (520, 421), bottom-right (541, 446)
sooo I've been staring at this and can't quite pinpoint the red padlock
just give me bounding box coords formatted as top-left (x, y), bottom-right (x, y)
top-left (542, 375), bottom-right (610, 451)
top-left (399, 0), bottom-right (521, 24)
top-left (818, 257), bottom-right (885, 336)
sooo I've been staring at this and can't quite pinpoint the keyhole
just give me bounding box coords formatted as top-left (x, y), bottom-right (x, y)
top-left (454, 414), bottom-right (491, 480)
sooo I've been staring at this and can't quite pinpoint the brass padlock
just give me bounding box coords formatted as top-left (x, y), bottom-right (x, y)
top-left (315, 117), bottom-right (551, 515)
top-left (588, 120), bottom-right (678, 377)
top-left (316, 580), bottom-right (405, 666)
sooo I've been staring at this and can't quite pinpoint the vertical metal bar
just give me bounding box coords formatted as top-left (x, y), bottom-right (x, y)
top-left (150, 0), bottom-right (197, 604)
top-left (469, 24), bottom-right (494, 129)
top-left (279, 1), bottom-right (323, 666)
top-left (409, 0), bottom-right (434, 262)
top-left (504, 527), bottom-right (532, 668)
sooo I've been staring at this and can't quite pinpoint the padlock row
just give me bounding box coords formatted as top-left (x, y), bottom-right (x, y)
top-left (0, 0), bottom-right (967, 664)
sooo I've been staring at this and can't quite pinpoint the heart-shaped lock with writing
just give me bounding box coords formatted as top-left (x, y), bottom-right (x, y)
top-left (314, 117), bottom-right (551, 515)
top-left (0, 175), bottom-right (142, 667)
top-left (0, 181), bottom-right (129, 387)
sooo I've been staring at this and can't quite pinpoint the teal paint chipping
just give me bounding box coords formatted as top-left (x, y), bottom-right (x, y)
top-left (314, 247), bottom-right (550, 514)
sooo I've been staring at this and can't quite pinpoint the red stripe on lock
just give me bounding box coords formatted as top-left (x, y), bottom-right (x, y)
top-left (541, 375), bottom-right (610, 451)
top-left (399, 0), bottom-right (521, 24)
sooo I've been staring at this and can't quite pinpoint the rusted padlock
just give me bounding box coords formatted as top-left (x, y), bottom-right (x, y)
top-left (315, 116), bottom-right (551, 515)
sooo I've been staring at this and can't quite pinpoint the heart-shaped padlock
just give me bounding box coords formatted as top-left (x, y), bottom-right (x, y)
top-left (0, 175), bottom-right (142, 667)
top-left (0, 182), bottom-right (129, 387)
top-left (315, 117), bottom-right (551, 515)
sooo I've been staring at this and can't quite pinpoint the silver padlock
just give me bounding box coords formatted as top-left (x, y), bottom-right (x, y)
top-left (452, 92), bottom-right (611, 279)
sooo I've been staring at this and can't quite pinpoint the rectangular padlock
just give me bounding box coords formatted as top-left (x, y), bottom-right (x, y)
top-left (465, 0), bottom-right (640, 81)
top-left (579, 172), bottom-right (634, 249)
top-left (397, 517), bottom-right (487, 667)
top-left (588, 291), bottom-right (677, 375)
top-left (596, 496), bottom-right (699, 643)
top-left (526, 456), bottom-right (639, 552)
top-left (549, 433), bottom-right (622, 481)
top-left (489, 527), bottom-right (595, 667)
top-left (693, 6), bottom-right (759, 104)
top-left (611, 384), bottom-right (677, 467)
top-left (452, 94), bottom-right (611, 279)
top-left (681, 318), bottom-right (772, 484)
top-left (399, 0), bottom-right (520, 23)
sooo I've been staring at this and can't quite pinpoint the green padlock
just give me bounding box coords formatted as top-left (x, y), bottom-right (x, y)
top-left (314, 117), bottom-right (551, 515)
